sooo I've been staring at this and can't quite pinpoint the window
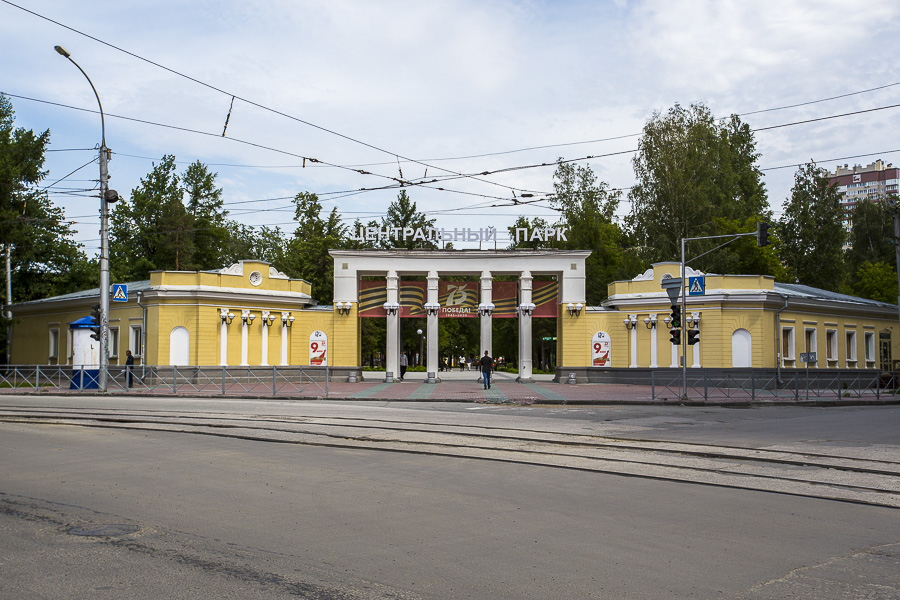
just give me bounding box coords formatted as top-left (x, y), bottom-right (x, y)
top-left (865, 332), bottom-right (876, 365)
top-left (109, 326), bottom-right (119, 358)
top-left (826, 330), bottom-right (837, 365)
top-left (781, 327), bottom-right (795, 365)
top-left (130, 325), bottom-right (143, 357)
top-left (49, 328), bottom-right (59, 360)
top-left (846, 331), bottom-right (857, 367)
top-left (805, 328), bottom-right (817, 366)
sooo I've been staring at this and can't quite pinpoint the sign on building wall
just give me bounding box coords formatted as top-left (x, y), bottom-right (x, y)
top-left (357, 280), bottom-right (558, 318)
top-left (591, 331), bottom-right (611, 367)
top-left (309, 330), bottom-right (327, 366)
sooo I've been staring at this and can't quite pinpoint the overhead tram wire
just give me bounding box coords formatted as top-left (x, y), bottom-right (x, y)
top-left (6, 91), bottom-right (554, 202)
top-left (2, 1), bottom-right (543, 197)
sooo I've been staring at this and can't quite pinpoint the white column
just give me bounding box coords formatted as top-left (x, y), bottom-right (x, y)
top-left (426, 272), bottom-right (439, 379)
top-left (385, 271), bottom-right (400, 381)
top-left (480, 271), bottom-right (492, 357)
top-left (518, 271), bottom-right (533, 382)
top-left (219, 309), bottom-right (229, 366)
top-left (691, 312), bottom-right (701, 368)
top-left (280, 311), bottom-right (290, 366)
top-left (629, 314), bottom-right (638, 368)
top-left (260, 310), bottom-right (270, 366)
top-left (240, 309), bottom-right (250, 366)
top-left (648, 314), bottom-right (658, 368)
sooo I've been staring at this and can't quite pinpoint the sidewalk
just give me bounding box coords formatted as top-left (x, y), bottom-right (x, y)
top-left (320, 371), bottom-right (898, 406)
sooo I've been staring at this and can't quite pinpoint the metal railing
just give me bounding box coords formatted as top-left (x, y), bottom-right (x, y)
top-left (650, 369), bottom-right (899, 402)
top-left (0, 365), bottom-right (329, 398)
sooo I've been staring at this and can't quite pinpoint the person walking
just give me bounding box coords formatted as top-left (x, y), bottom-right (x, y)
top-left (399, 352), bottom-right (408, 380)
top-left (480, 350), bottom-right (493, 390)
top-left (125, 349), bottom-right (134, 388)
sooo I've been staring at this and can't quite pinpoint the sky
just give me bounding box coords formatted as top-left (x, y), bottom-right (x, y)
top-left (2, 0), bottom-right (899, 257)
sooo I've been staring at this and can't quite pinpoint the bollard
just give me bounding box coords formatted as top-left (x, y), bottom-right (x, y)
top-left (567, 372), bottom-right (577, 384)
top-left (426, 372), bottom-right (436, 384)
top-left (385, 371), bottom-right (394, 383)
top-left (348, 374), bottom-right (357, 383)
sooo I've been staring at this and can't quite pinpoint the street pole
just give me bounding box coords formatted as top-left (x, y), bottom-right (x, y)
top-left (681, 237), bottom-right (687, 399)
top-left (893, 209), bottom-right (900, 344)
top-left (55, 45), bottom-right (110, 391)
top-left (417, 328), bottom-right (424, 366)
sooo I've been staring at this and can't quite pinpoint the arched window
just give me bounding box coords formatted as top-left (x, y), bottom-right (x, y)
top-left (169, 326), bottom-right (190, 366)
top-left (732, 329), bottom-right (752, 368)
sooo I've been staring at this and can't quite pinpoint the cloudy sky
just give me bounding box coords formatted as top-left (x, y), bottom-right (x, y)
top-left (2, 0), bottom-right (899, 255)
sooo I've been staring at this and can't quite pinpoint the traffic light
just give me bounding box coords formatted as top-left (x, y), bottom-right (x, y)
top-left (89, 304), bottom-right (101, 341)
top-left (687, 329), bottom-right (700, 345)
top-left (669, 304), bottom-right (681, 329)
top-left (757, 222), bottom-right (770, 247)
top-left (669, 328), bottom-right (681, 345)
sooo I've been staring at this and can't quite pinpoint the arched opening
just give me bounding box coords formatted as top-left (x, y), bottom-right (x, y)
top-left (169, 326), bottom-right (190, 365)
top-left (732, 329), bottom-right (752, 368)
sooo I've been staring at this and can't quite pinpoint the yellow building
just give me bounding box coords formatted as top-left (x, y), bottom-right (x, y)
top-left (558, 262), bottom-right (900, 382)
top-left (9, 257), bottom-right (900, 383)
top-left (10, 260), bottom-right (355, 375)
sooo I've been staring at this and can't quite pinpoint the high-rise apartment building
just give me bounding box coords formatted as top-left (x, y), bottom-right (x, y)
top-left (827, 159), bottom-right (900, 229)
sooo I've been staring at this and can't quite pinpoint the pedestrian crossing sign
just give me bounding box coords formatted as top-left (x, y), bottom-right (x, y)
top-left (688, 276), bottom-right (705, 296)
top-left (112, 284), bottom-right (128, 302)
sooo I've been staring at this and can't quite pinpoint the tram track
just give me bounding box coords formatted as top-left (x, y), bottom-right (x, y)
top-left (2, 405), bottom-right (899, 509)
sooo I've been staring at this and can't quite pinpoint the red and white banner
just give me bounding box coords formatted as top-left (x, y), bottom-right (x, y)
top-left (357, 280), bottom-right (558, 318)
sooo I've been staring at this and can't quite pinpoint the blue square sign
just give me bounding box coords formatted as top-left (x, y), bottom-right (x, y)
top-left (112, 284), bottom-right (128, 302)
top-left (688, 276), bottom-right (705, 296)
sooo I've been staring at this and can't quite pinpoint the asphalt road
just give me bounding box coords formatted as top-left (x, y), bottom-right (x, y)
top-left (1, 396), bottom-right (898, 599)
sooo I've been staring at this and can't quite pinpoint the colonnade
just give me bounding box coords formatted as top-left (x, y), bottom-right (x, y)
top-left (383, 269), bottom-right (536, 382)
top-left (624, 311), bottom-right (701, 368)
top-left (218, 308), bottom-right (294, 366)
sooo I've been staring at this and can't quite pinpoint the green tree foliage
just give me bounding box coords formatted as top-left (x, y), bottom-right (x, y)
top-left (628, 103), bottom-right (773, 274)
top-left (182, 160), bottom-right (231, 270)
top-left (0, 95), bottom-right (94, 301)
top-left (549, 161), bottom-right (640, 303)
top-left (110, 155), bottom-right (194, 280)
top-left (379, 190), bottom-right (436, 249)
top-left (846, 198), bottom-right (894, 269)
top-left (777, 161), bottom-right (846, 291)
top-left (224, 223), bottom-right (286, 267)
top-left (0, 94), bottom-right (95, 357)
top-left (850, 261), bottom-right (897, 304)
top-left (841, 196), bottom-right (897, 301)
top-left (283, 192), bottom-right (346, 303)
top-left (507, 216), bottom-right (551, 249)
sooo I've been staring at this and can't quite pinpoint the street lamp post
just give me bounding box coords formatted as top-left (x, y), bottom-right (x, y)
top-left (417, 328), bottom-right (424, 366)
top-left (55, 45), bottom-right (111, 391)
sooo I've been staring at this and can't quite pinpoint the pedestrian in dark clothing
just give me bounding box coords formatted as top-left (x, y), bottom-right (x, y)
top-left (125, 349), bottom-right (134, 388)
top-left (480, 350), bottom-right (493, 390)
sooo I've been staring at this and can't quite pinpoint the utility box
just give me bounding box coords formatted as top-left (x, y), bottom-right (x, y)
top-left (69, 316), bottom-right (100, 389)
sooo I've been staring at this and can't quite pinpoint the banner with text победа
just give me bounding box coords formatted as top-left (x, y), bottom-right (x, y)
top-left (357, 280), bottom-right (557, 318)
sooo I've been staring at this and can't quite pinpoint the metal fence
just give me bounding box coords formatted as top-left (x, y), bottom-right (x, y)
top-left (650, 369), bottom-right (899, 402)
top-left (0, 365), bottom-right (329, 398)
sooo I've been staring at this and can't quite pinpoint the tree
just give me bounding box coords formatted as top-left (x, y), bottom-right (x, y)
top-left (549, 161), bottom-right (638, 303)
top-left (842, 196), bottom-right (897, 300)
top-left (223, 223), bottom-right (286, 267)
top-left (851, 261), bottom-right (897, 304)
top-left (283, 192), bottom-right (346, 303)
top-left (182, 160), bottom-right (230, 270)
top-left (110, 155), bottom-right (194, 280)
top-left (777, 161), bottom-right (846, 291)
top-left (628, 103), bottom-right (772, 274)
top-left (506, 216), bottom-right (552, 249)
top-left (0, 94), bottom-right (95, 358)
top-left (380, 190), bottom-right (436, 249)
